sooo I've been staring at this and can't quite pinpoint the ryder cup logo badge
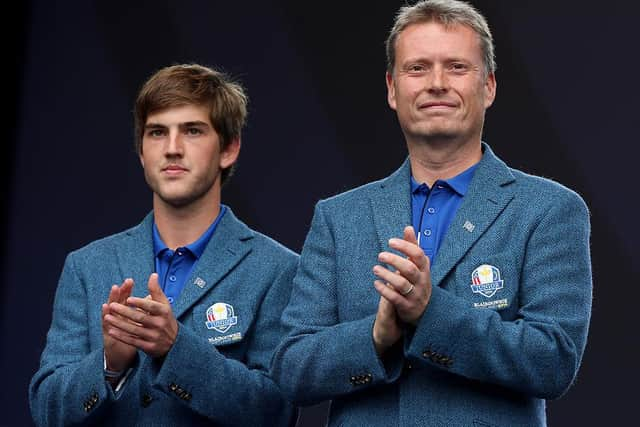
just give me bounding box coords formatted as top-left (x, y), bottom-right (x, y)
top-left (470, 264), bottom-right (504, 298)
top-left (206, 303), bottom-right (238, 333)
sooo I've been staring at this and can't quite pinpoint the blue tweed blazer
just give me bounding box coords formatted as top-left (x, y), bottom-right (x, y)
top-left (272, 144), bottom-right (592, 427)
top-left (30, 208), bottom-right (298, 426)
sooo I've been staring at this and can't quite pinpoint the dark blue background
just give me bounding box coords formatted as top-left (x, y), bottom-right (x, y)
top-left (4, 1), bottom-right (638, 425)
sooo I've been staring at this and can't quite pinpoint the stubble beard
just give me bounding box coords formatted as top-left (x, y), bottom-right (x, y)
top-left (146, 171), bottom-right (217, 209)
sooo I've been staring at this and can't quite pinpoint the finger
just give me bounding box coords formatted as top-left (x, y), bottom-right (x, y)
top-left (125, 297), bottom-right (166, 315)
top-left (101, 304), bottom-right (111, 330)
top-left (102, 303), bottom-right (110, 318)
top-left (377, 293), bottom-right (396, 319)
top-left (108, 324), bottom-right (169, 357)
top-left (119, 278), bottom-right (135, 302)
top-left (378, 252), bottom-right (421, 283)
top-left (403, 226), bottom-right (432, 273)
top-left (373, 264), bottom-right (415, 294)
top-left (388, 238), bottom-right (429, 271)
top-left (107, 285), bottom-right (120, 305)
top-left (147, 273), bottom-right (170, 304)
top-left (373, 280), bottom-right (407, 308)
top-left (403, 226), bottom-right (418, 245)
top-left (107, 327), bottom-right (148, 349)
top-left (109, 301), bottom-right (153, 324)
top-left (105, 314), bottom-right (155, 340)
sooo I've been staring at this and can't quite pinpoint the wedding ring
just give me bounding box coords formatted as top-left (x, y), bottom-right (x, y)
top-left (400, 284), bottom-right (415, 296)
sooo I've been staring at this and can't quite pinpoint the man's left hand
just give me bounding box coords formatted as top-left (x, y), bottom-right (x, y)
top-left (104, 273), bottom-right (178, 358)
top-left (373, 226), bottom-right (432, 326)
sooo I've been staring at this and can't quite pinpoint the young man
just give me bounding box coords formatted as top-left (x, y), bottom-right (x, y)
top-left (30, 64), bottom-right (297, 426)
top-left (272, 1), bottom-right (592, 426)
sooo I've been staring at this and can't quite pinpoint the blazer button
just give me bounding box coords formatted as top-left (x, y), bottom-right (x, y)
top-left (169, 383), bottom-right (178, 392)
top-left (141, 394), bottom-right (153, 408)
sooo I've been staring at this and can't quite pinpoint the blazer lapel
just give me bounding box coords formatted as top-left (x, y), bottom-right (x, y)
top-left (430, 144), bottom-right (516, 288)
top-left (172, 208), bottom-right (253, 320)
top-left (370, 159), bottom-right (412, 253)
top-left (116, 213), bottom-right (156, 300)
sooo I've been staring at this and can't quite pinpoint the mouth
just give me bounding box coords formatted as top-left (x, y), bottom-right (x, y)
top-left (162, 164), bottom-right (188, 175)
top-left (418, 101), bottom-right (457, 110)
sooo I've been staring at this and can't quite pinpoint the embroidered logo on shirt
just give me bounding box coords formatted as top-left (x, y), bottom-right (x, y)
top-left (205, 303), bottom-right (238, 333)
top-left (470, 264), bottom-right (504, 298)
top-left (208, 332), bottom-right (243, 346)
top-left (473, 298), bottom-right (509, 310)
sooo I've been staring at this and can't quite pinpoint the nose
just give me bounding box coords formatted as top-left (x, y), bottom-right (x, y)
top-left (165, 129), bottom-right (184, 157)
top-left (427, 65), bottom-right (448, 94)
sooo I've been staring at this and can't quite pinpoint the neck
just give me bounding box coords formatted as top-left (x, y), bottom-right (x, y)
top-left (407, 138), bottom-right (482, 187)
top-left (153, 194), bottom-right (221, 250)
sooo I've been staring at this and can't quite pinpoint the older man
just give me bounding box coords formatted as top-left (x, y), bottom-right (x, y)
top-left (272, 1), bottom-right (592, 426)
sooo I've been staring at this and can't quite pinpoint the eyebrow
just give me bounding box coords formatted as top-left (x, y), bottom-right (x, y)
top-left (144, 123), bottom-right (167, 130)
top-left (144, 120), bottom-right (211, 129)
top-left (402, 56), bottom-right (472, 65)
top-left (180, 121), bottom-right (210, 128)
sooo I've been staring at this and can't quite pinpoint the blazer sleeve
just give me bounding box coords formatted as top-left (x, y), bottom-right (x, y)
top-left (137, 253), bottom-right (298, 426)
top-left (405, 190), bottom-right (593, 399)
top-left (271, 202), bottom-right (404, 406)
top-left (29, 253), bottom-right (138, 427)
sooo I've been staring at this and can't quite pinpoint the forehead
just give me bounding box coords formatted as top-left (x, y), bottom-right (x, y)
top-left (145, 103), bottom-right (212, 126)
top-left (395, 21), bottom-right (482, 63)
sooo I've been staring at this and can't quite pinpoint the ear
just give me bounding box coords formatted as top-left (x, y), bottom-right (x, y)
top-left (220, 137), bottom-right (241, 170)
top-left (386, 71), bottom-right (397, 111)
top-left (484, 72), bottom-right (497, 109)
top-left (139, 150), bottom-right (145, 168)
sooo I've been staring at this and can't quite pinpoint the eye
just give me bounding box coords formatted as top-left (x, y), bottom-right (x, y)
top-left (147, 129), bottom-right (165, 137)
top-left (406, 64), bottom-right (426, 74)
top-left (449, 62), bottom-right (469, 73)
top-left (186, 127), bottom-right (203, 136)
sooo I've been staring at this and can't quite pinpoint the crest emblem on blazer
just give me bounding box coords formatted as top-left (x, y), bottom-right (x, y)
top-left (205, 303), bottom-right (238, 333)
top-left (471, 264), bottom-right (504, 298)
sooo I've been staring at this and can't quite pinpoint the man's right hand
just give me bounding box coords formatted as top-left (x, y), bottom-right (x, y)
top-left (372, 292), bottom-right (403, 357)
top-left (102, 278), bottom-right (137, 373)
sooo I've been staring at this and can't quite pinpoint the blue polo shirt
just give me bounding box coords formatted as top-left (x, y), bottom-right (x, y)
top-left (152, 205), bottom-right (227, 305)
top-left (411, 164), bottom-right (477, 265)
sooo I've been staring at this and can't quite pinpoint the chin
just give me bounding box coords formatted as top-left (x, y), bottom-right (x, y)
top-left (159, 194), bottom-right (197, 208)
top-left (412, 128), bottom-right (461, 142)
top-left (157, 184), bottom-right (216, 209)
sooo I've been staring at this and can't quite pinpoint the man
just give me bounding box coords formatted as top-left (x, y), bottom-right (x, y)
top-left (30, 64), bottom-right (297, 426)
top-left (272, 1), bottom-right (592, 426)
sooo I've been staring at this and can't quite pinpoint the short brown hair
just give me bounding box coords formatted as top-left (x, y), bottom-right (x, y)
top-left (134, 64), bottom-right (247, 185)
top-left (386, 0), bottom-right (496, 77)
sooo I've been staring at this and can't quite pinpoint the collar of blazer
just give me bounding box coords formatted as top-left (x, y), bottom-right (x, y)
top-left (370, 142), bottom-right (516, 288)
top-left (115, 207), bottom-right (255, 319)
